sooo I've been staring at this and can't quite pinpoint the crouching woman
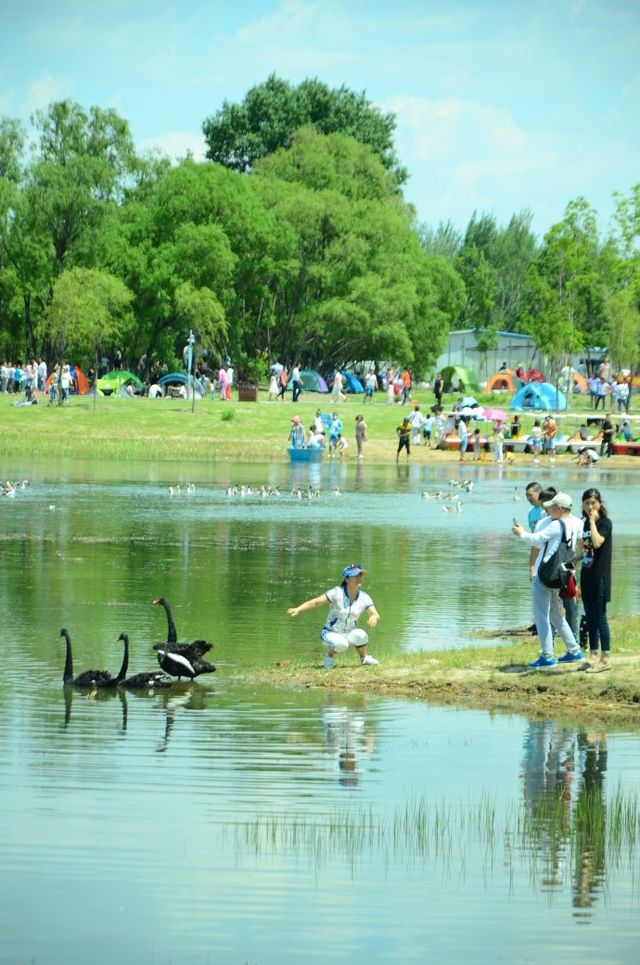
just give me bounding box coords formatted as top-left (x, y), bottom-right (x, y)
top-left (287, 564), bottom-right (380, 668)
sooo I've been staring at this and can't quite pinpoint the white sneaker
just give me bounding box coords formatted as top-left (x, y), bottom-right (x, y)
top-left (323, 653), bottom-right (334, 669)
top-left (361, 654), bottom-right (379, 666)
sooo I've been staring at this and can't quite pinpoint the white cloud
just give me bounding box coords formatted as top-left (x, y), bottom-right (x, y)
top-left (137, 130), bottom-right (207, 162)
top-left (381, 93), bottom-right (571, 229)
top-left (21, 70), bottom-right (71, 114)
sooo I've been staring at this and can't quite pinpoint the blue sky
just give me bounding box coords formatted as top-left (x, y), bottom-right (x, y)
top-left (2, 0), bottom-right (638, 237)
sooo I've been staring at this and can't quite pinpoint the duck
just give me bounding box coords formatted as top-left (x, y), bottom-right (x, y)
top-left (151, 597), bottom-right (215, 679)
top-left (117, 632), bottom-right (173, 690)
top-left (442, 501), bottom-right (463, 513)
top-left (59, 627), bottom-right (128, 690)
top-left (2, 481), bottom-right (16, 497)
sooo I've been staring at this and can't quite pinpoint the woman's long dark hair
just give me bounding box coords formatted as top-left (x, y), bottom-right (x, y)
top-left (582, 487), bottom-right (608, 518)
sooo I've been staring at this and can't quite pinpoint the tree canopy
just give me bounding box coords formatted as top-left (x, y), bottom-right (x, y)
top-left (202, 74), bottom-right (407, 186)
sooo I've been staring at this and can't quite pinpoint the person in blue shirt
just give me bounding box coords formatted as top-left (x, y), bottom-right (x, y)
top-left (328, 412), bottom-right (343, 456)
top-left (526, 481), bottom-right (543, 531)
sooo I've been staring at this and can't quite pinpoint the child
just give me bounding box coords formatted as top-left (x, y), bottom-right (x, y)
top-left (268, 371), bottom-right (279, 401)
top-left (422, 414), bottom-right (433, 447)
top-left (493, 425), bottom-right (504, 462)
top-left (335, 433), bottom-right (348, 459)
top-left (473, 428), bottom-right (482, 461)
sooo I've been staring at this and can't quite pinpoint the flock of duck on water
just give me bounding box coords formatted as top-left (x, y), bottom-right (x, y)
top-left (60, 598), bottom-right (215, 693)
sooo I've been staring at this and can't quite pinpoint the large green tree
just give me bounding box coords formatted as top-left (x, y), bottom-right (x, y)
top-left (202, 74), bottom-right (407, 186)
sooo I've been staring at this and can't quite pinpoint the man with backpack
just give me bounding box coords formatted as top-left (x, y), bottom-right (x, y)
top-left (512, 492), bottom-right (584, 669)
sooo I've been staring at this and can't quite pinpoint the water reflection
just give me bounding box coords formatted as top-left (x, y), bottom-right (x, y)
top-left (320, 694), bottom-right (376, 788)
top-left (521, 721), bottom-right (609, 921)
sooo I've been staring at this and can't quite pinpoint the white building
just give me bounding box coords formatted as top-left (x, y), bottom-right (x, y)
top-left (435, 329), bottom-right (544, 380)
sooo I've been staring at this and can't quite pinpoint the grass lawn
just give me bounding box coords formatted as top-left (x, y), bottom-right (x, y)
top-left (1, 385), bottom-right (638, 464)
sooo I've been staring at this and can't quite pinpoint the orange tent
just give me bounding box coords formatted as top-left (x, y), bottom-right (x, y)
top-left (486, 370), bottom-right (517, 393)
top-left (572, 372), bottom-right (589, 394)
top-left (45, 365), bottom-right (90, 395)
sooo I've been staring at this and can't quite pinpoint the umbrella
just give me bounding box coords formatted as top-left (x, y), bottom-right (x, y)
top-left (460, 396), bottom-right (478, 408)
top-left (484, 407), bottom-right (506, 422)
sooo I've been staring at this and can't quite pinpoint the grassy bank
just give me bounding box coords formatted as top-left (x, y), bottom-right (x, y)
top-left (233, 615), bottom-right (640, 726)
top-left (1, 388), bottom-right (639, 465)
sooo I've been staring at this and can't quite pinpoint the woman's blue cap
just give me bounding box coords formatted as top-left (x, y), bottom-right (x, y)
top-left (343, 564), bottom-right (365, 579)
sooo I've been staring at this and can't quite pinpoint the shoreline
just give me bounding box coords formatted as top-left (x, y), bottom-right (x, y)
top-left (230, 618), bottom-right (640, 727)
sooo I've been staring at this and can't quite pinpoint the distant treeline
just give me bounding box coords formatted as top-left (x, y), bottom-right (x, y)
top-left (0, 76), bottom-right (638, 379)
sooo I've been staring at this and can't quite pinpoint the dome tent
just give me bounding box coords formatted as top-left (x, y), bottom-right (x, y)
top-left (287, 369), bottom-right (329, 393)
top-left (510, 382), bottom-right (567, 412)
top-left (441, 365), bottom-right (481, 393)
top-left (486, 370), bottom-right (519, 393)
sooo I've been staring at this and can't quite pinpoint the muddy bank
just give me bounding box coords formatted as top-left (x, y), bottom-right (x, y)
top-left (234, 622), bottom-right (640, 727)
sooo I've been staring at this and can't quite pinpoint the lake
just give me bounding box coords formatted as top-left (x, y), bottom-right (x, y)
top-left (0, 458), bottom-right (638, 964)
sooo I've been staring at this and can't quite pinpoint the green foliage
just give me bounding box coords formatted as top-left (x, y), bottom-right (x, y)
top-left (45, 267), bottom-right (133, 360)
top-left (221, 408), bottom-right (235, 422)
top-left (202, 73), bottom-right (406, 185)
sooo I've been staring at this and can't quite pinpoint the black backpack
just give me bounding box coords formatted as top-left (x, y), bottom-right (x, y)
top-left (538, 518), bottom-right (575, 589)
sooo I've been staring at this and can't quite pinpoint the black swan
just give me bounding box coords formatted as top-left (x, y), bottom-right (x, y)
top-left (152, 598), bottom-right (215, 679)
top-left (60, 627), bottom-right (128, 689)
top-left (118, 632), bottom-right (173, 690)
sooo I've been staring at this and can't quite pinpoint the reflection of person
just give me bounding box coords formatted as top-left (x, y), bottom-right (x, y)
top-left (512, 492), bottom-right (584, 668)
top-left (580, 488), bottom-right (613, 671)
top-left (320, 695), bottom-right (375, 788)
top-left (572, 732), bottom-right (607, 914)
top-left (287, 563), bottom-right (380, 668)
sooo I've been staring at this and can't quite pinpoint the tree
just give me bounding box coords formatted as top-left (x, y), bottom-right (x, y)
top-left (44, 267), bottom-right (133, 405)
top-left (202, 74), bottom-right (407, 185)
top-left (605, 287), bottom-right (640, 371)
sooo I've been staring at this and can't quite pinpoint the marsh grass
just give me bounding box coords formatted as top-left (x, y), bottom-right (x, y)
top-left (230, 788), bottom-right (640, 890)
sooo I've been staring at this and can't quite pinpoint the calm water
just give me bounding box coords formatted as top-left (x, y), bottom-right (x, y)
top-left (1, 458), bottom-right (639, 964)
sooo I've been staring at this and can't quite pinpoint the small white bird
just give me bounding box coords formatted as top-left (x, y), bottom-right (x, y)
top-left (332, 487), bottom-right (341, 497)
top-left (186, 483), bottom-right (195, 494)
top-left (442, 501), bottom-right (463, 513)
top-left (49, 504), bottom-right (56, 511)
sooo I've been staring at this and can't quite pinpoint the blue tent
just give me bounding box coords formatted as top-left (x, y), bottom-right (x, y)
top-left (510, 382), bottom-right (567, 412)
top-left (341, 371), bottom-right (364, 393)
top-left (158, 372), bottom-right (205, 397)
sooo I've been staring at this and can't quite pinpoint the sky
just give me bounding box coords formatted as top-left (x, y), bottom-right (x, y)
top-left (1, 0), bottom-right (638, 238)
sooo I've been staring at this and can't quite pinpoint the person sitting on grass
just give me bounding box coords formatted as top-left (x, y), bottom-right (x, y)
top-left (287, 564), bottom-right (380, 668)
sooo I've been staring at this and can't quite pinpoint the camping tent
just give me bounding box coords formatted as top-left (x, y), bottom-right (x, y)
top-left (97, 370), bottom-right (144, 395)
top-left (45, 365), bottom-right (90, 395)
top-left (441, 365), bottom-right (481, 393)
top-left (158, 372), bottom-right (205, 398)
top-left (287, 369), bottom-right (329, 393)
top-left (485, 370), bottom-right (518, 393)
top-left (341, 371), bottom-right (364, 393)
top-left (510, 382), bottom-right (567, 412)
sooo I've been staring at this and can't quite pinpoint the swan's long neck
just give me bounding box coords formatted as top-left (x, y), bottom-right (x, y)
top-left (163, 601), bottom-right (177, 644)
top-left (61, 629), bottom-right (73, 684)
top-left (116, 635), bottom-right (130, 683)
